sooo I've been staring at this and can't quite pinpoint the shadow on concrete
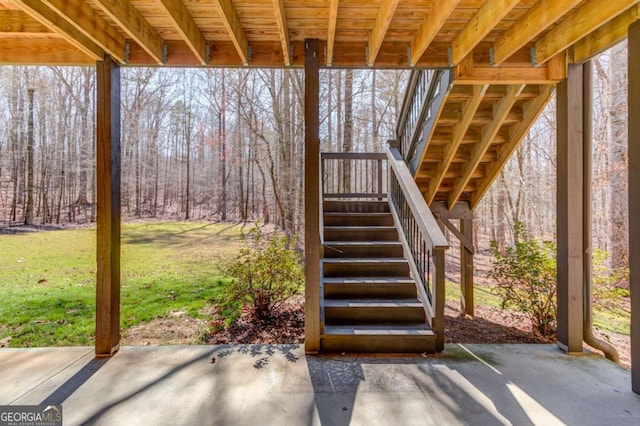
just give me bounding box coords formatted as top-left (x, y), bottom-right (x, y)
top-left (214, 343), bottom-right (300, 369)
top-left (306, 352), bottom-right (524, 425)
top-left (77, 349), bottom-right (216, 424)
top-left (40, 357), bottom-right (109, 406)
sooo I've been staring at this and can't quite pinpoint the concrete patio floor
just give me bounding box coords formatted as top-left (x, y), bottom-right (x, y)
top-left (1, 344), bottom-right (638, 425)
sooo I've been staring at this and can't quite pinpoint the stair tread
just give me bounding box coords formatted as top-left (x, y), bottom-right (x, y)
top-left (324, 241), bottom-right (401, 245)
top-left (323, 258), bottom-right (407, 263)
top-left (323, 277), bottom-right (414, 284)
top-left (324, 211), bottom-right (391, 217)
top-left (323, 324), bottom-right (434, 336)
top-left (324, 226), bottom-right (396, 229)
top-left (324, 298), bottom-right (422, 308)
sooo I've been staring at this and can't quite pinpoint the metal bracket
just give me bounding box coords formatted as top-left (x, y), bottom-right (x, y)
top-left (447, 46), bottom-right (453, 67)
top-left (324, 45), bottom-right (329, 66)
top-left (365, 45), bottom-right (370, 66)
top-left (162, 44), bottom-right (168, 64)
top-left (407, 46), bottom-right (412, 67)
top-left (205, 44), bottom-right (211, 64)
top-left (489, 46), bottom-right (495, 67)
top-left (247, 45), bottom-right (252, 65)
top-left (530, 46), bottom-right (538, 67)
top-left (124, 42), bottom-right (130, 64)
top-left (288, 45), bottom-right (294, 65)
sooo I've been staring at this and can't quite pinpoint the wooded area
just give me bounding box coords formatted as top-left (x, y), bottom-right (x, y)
top-left (0, 41), bottom-right (629, 276)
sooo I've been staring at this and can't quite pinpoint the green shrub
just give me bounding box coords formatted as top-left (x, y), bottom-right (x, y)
top-left (489, 223), bottom-right (557, 337)
top-left (223, 224), bottom-right (304, 321)
top-left (592, 248), bottom-right (630, 305)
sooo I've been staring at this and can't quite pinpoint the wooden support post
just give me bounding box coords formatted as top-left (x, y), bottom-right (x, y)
top-left (95, 55), bottom-right (121, 357)
top-left (304, 39), bottom-right (321, 353)
top-left (629, 20), bottom-right (640, 393)
top-left (431, 201), bottom-right (474, 316)
top-left (556, 63), bottom-right (584, 354)
top-left (460, 218), bottom-right (474, 316)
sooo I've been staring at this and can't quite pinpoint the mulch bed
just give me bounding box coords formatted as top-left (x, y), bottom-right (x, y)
top-left (203, 297), bottom-right (548, 346)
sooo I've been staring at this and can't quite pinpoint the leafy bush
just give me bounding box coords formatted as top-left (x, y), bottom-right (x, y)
top-left (489, 223), bottom-right (557, 337)
top-left (592, 248), bottom-right (630, 304)
top-left (223, 224), bottom-right (304, 321)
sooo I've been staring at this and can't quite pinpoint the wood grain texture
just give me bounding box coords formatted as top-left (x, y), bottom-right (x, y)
top-left (535, 0), bottom-right (640, 65)
top-left (93, 0), bottom-right (165, 64)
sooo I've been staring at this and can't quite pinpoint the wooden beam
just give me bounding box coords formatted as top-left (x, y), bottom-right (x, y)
top-left (0, 37), bottom-right (94, 64)
top-left (304, 39), bottom-right (321, 353)
top-left (92, 0), bottom-right (165, 65)
top-left (13, 0), bottom-right (104, 61)
top-left (448, 84), bottom-right (522, 207)
top-left (454, 64), bottom-right (561, 84)
top-left (327, 0), bottom-right (339, 66)
top-left (460, 217), bottom-right (474, 316)
top-left (534, 0), bottom-right (640, 66)
top-left (628, 19), bottom-right (640, 394)
top-left (426, 84), bottom-right (487, 204)
top-left (40, 0), bottom-right (126, 62)
top-left (450, 0), bottom-right (520, 66)
top-left (158, 0), bottom-right (207, 65)
top-left (556, 64), bottom-right (584, 354)
top-left (368, 0), bottom-right (400, 66)
top-left (410, 0), bottom-right (460, 66)
top-left (572, 5), bottom-right (640, 64)
top-left (96, 55), bottom-right (121, 357)
top-left (471, 85), bottom-right (553, 207)
top-left (492, 0), bottom-right (581, 66)
top-left (212, 0), bottom-right (249, 65)
top-left (273, 0), bottom-right (291, 66)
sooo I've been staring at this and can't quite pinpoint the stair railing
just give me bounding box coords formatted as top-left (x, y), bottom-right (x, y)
top-left (321, 152), bottom-right (387, 199)
top-left (396, 68), bottom-right (451, 174)
top-left (386, 142), bottom-right (449, 351)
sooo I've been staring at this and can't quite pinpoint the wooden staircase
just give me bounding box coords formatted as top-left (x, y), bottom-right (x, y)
top-left (320, 199), bottom-right (436, 353)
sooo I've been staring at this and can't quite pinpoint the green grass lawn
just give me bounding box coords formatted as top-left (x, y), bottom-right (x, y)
top-left (0, 222), bottom-right (246, 347)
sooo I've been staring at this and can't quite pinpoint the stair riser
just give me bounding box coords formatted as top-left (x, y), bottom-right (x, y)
top-left (323, 263), bottom-right (410, 277)
top-left (324, 307), bottom-right (425, 324)
top-left (324, 201), bottom-right (390, 213)
top-left (323, 214), bottom-right (394, 226)
top-left (324, 283), bottom-right (417, 298)
top-left (323, 245), bottom-right (404, 258)
top-left (324, 228), bottom-right (398, 241)
top-left (320, 335), bottom-right (435, 353)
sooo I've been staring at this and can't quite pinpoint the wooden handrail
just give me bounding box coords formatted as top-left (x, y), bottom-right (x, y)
top-left (387, 147), bottom-right (448, 250)
top-left (386, 143), bottom-right (448, 351)
top-left (321, 152), bottom-right (387, 199)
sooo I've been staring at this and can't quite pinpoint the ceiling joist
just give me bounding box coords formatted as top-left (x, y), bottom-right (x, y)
top-left (92, 0), bottom-right (165, 65)
top-left (327, 0), bottom-right (340, 66)
top-left (410, 0), bottom-right (460, 66)
top-left (368, 0), bottom-right (400, 66)
top-left (472, 85), bottom-right (553, 207)
top-left (39, 0), bottom-right (125, 62)
top-left (13, 0), bottom-right (104, 61)
top-left (158, 0), bottom-right (208, 65)
top-left (492, 0), bottom-right (581, 66)
top-left (450, 0), bottom-right (520, 66)
top-left (448, 84), bottom-right (523, 208)
top-left (534, 0), bottom-right (640, 65)
top-left (426, 84), bottom-right (488, 205)
top-left (272, 0), bottom-right (291, 66)
top-left (572, 5), bottom-right (640, 64)
top-left (213, 0), bottom-right (249, 66)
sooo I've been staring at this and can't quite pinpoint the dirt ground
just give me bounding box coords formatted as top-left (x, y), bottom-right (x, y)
top-left (122, 295), bottom-right (630, 370)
